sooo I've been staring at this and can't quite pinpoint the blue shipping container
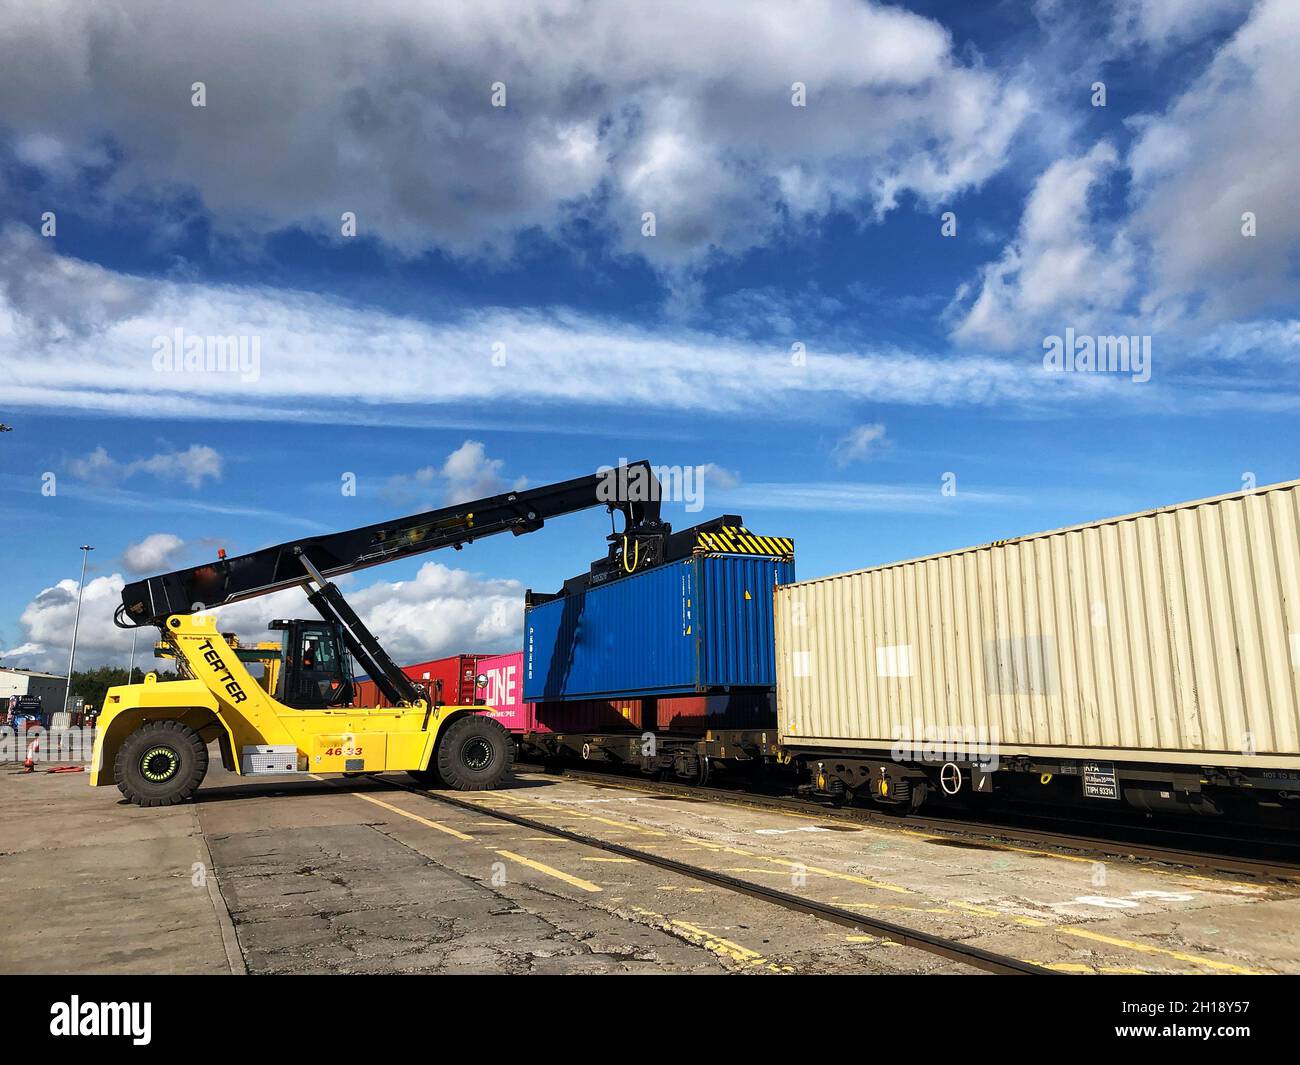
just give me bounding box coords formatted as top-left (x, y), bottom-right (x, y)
top-left (524, 554), bottom-right (795, 702)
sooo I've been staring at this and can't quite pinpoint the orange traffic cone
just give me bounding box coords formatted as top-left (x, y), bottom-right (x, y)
top-left (22, 736), bottom-right (39, 773)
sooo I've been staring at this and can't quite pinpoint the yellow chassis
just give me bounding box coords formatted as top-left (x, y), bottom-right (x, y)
top-left (90, 614), bottom-right (476, 786)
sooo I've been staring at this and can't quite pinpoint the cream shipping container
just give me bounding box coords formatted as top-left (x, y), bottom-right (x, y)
top-left (774, 480), bottom-right (1300, 817)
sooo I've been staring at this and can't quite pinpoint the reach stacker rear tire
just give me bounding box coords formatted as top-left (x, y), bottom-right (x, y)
top-left (114, 720), bottom-right (209, 807)
top-left (435, 715), bottom-right (514, 791)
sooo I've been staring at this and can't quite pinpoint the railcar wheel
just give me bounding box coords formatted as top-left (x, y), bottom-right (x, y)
top-left (114, 720), bottom-right (208, 807)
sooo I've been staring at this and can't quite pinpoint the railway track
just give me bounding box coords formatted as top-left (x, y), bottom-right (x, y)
top-left (519, 762), bottom-right (1300, 882)
top-left (376, 774), bottom-right (1055, 976)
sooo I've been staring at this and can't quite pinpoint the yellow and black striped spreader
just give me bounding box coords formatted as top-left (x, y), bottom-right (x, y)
top-left (694, 526), bottom-right (794, 558)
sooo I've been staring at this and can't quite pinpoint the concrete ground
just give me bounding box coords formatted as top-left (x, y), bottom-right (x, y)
top-left (2, 753), bottom-right (1297, 975)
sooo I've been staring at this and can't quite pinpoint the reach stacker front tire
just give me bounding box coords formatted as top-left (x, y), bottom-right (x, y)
top-left (114, 720), bottom-right (209, 807)
top-left (435, 715), bottom-right (514, 791)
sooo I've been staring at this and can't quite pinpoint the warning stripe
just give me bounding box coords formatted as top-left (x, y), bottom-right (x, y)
top-left (694, 527), bottom-right (794, 557)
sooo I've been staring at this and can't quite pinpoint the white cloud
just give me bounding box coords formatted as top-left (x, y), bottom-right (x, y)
top-left (6, 574), bottom-right (141, 673)
top-left (697, 463), bottom-right (741, 492)
top-left (380, 442), bottom-right (526, 508)
top-left (68, 443), bottom-right (223, 489)
top-left (5, 562), bottom-right (526, 673)
top-left (0, 642), bottom-right (45, 661)
top-left (439, 440), bottom-right (527, 504)
top-left (950, 142), bottom-right (1136, 348)
top-left (1126, 0), bottom-right (1300, 325)
top-left (0, 225), bottom-right (1135, 423)
top-left (185, 562), bottom-right (527, 668)
top-left (832, 423), bottom-right (891, 466)
top-left (716, 481), bottom-right (1022, 514)
top-left (1110, 0), bottom-right (1253, 51)
top-left (122, 533), bottom-right (185, 573)
top-left (0, 1), bottom-right (1027, 273)
top-left (344, 563), bottom-right (524, 662)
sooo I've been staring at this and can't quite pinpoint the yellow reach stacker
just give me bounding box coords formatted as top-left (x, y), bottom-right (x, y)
top-left (91, 461), bottom-right (671, 806)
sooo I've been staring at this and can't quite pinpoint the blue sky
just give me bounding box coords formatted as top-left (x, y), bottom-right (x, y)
top-left (0, 0), bottom-right (1296, 670)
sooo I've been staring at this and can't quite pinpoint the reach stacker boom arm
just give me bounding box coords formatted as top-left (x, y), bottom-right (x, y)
top-left (93, 461), bottom-right (668, 806)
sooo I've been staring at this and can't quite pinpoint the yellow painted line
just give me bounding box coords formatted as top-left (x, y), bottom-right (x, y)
top-left (670, 919), bottom-right (767, 966)
top-left (462, 789), bottom-right (912, 893)
top-left (748, 853), bottom-right (913, 894)
top-left (518, 772), bottom-right (1267, 884)
top-left (948, 900), bottom-right (1050, 927)
top-left (629, 906), bottom-right (785, 971)
top-left (331, 786), bottom-right (476, 841)
top-left (482, 791), bottom-right (534, 806)
top-left (344, 778), bottom-right (1264, 977)
top-left (478, 790), bottom-right (669, 836)
top-left (580, 857), bottom-right (637, 864)
top-left (454, 785), bottom-right (1279, 972)
top-left (494, 849), bottom-right (602, 893)
top-left (1058, 927), bottom-right (1265, 975)
top-left (450, 779), bottom-right (1276, 974)
top-left (408, 782), bottom-right (1264, 974)
top-left (579, 814), bottom-right (668, 836)
top-left (846, 935), bottom-right (877, 943)
top-left (1037, 961), bottom-right (1150, 974)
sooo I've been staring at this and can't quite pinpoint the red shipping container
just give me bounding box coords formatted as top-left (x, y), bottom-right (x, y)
top-left (532, 698), bottom-right (643, 733)
top-left (656, 693), bottom-right (777, 733)
top-left (353, 676), bottom-right (378, 707)
top-left (352, 654), bottom-right (482, 708)
top-left (473, 652), bottom-right (534, 733)
top-left (407, 655), bottom-right (480, 706)
top-left (656, 696), bottom-right (707, 732)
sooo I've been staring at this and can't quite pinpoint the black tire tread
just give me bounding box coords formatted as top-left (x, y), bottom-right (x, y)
top-left (434, 715), bottom-right (514, 791)
top-left (113, 720), bottom-right (208, 807)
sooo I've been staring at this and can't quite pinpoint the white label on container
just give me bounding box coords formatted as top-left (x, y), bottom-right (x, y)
top-left (876, 644), bottom-right (913, 678)
top-left (1291, 633), bottom-right (1300, 669)
top-left (792, 651), bottom-right (812, 678)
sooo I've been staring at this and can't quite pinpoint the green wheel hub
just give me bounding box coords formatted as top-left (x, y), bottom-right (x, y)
top-left (140, 746), bottom-right (181, 783)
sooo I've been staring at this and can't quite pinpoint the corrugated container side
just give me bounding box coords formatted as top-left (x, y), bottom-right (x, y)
top-left (656, 692), bottom-right (777, 732)
top-left (532, 699), bottom-right (644, 733)
top-left (524, 554), bottom-right (794, 702)
top-left (775, 481), bottom-right (1300, 768)
top-left (352, 676), bottom-right (380, 707)
top-left (474, 652), bottom-right (534, 732)
top-left (408, 655), bottom-right (480, 706)
top-left (353, 653), bottom-right (482, 708)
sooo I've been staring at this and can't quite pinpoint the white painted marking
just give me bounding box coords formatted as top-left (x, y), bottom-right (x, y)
top-left (754, 826), bottom-right (832, 836)
top-left (1070, 896), bottom-right (1140, 909)
top-left (875, 644), bottom-right (913, 678)
top-left (792, 651), bottom-right (812, 678)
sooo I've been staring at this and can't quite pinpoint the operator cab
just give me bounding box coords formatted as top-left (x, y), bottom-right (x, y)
top-left (269, 619), bottom-right (354, 709)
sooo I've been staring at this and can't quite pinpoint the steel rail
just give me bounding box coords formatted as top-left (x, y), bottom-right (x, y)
top-left (376, 775), bottom-right (1056, 976)
top-left (533, 764), bottom-right (1300, 883)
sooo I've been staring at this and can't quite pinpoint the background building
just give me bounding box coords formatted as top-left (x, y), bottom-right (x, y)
top-left (0, 667), bottom-right (66, 709)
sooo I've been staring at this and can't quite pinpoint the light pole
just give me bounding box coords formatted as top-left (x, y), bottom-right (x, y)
top-left (63, 545), bottom-right (94, 714)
